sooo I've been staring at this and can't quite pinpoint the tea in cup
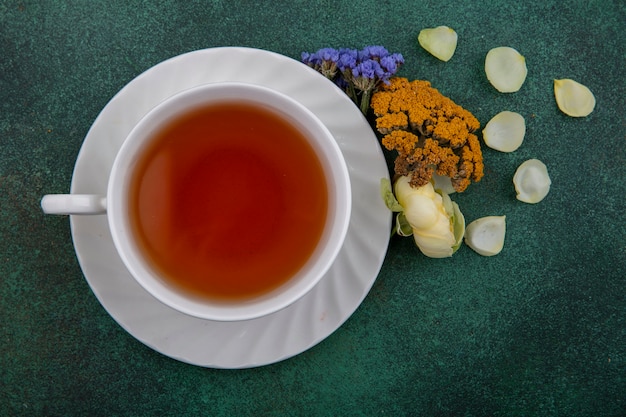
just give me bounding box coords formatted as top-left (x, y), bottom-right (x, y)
top-left (42, 82), bottom-right (352, 321)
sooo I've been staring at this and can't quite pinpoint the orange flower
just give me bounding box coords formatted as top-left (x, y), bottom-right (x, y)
top-left (371, 77), bottom-right (483, 192)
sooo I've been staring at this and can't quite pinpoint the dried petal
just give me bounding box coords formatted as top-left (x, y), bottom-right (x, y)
top-left (485, 47), bottom-right (527, 93)
top-left (482, 111), bottom-right (526, 152)
top-left (513, 159), bottom-right (551, 203)
top-left (418, 26), bottom-right (458, 62)
top-left (554, 79), bottom-right (596, 117)
top-left (465, 216), bottom-right (506, 256)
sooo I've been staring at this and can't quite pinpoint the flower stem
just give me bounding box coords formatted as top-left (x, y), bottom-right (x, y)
top-left (359, 90), bottom-right (371, 115)
top-left (346, 83), bottom-right (358, 104)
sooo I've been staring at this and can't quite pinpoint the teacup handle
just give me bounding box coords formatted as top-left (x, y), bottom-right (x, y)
top-left (41, 194), bottom-right (107, 215)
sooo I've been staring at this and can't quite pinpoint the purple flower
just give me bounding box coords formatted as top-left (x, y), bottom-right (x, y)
top-left (354, 59), bottom-right (386, 80)
top-left (351, 60), bottom-right (383, 91)
top-left (317, 47), bottom-right (339, 63)
top-left (380, 56), bottom-right (397, 73)
top-left (337, 48), bottom-right (358, 72)
top-left (351, 60), bottom-right (372, 79)
top-left (301, 51), bottom-right (321, 67)
top-left (301, 45), bottom-right (404, 115)
top-left (391, 52), bottom-right (405, 65)
top-left (302, 48), bottom-right (340, 79)
top-left (358, 45), bottom-right (390, 61)
top-left (379, 54), bottom-right (403, 83)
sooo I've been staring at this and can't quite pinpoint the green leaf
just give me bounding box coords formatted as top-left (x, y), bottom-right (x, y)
top-left (396, 212), bottom-right (413, 237)
top-left (451, 201), bottom-right (465, 253)
top-left (380, 178), bottom-right (404, 212)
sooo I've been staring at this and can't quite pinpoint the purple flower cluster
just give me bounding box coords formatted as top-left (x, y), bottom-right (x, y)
top-left (302, 46), bottom-right (404, 114)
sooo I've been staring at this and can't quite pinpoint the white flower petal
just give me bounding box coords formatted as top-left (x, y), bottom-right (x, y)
top-left (513, 159), bottom-right (551, 203)
top-left (414, 233), bottom-right (454, 258)
top-left (554, 79), bottom-right (596, 117)
top-left (403, 194), bottom-right (439, 229)
top-left (482, 111), bottom-right (526, 152)
top-left (485, 47), bottom-right (527, 93)
top-left (418, 26), bottom-right (458, 62)
top-left (465, 216), bottom-right (506, 256)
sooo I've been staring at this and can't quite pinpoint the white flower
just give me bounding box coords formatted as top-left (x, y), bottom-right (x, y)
top-left (383, 176), bottom-right (465, 258)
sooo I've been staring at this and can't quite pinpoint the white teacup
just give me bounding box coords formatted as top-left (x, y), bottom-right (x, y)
top-left (42, 82), bottom-right (352, 322)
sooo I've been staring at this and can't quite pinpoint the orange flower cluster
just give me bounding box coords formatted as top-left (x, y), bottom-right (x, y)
top-left (371, 77), bottom-right (484, 192)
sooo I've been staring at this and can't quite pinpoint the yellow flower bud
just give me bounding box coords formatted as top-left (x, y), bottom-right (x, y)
top-left (393, 176), bottom-right (464, 258)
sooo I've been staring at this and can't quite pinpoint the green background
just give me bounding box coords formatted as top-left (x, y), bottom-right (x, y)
top-left (1, 0), bottom-right (624, 415)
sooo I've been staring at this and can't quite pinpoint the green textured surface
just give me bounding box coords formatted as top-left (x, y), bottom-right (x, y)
top-left (1, 0), bottom-right (625, 415)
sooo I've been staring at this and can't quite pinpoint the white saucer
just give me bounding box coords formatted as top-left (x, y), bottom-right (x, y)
top-left (69, 47), bottom-right (391, 368)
